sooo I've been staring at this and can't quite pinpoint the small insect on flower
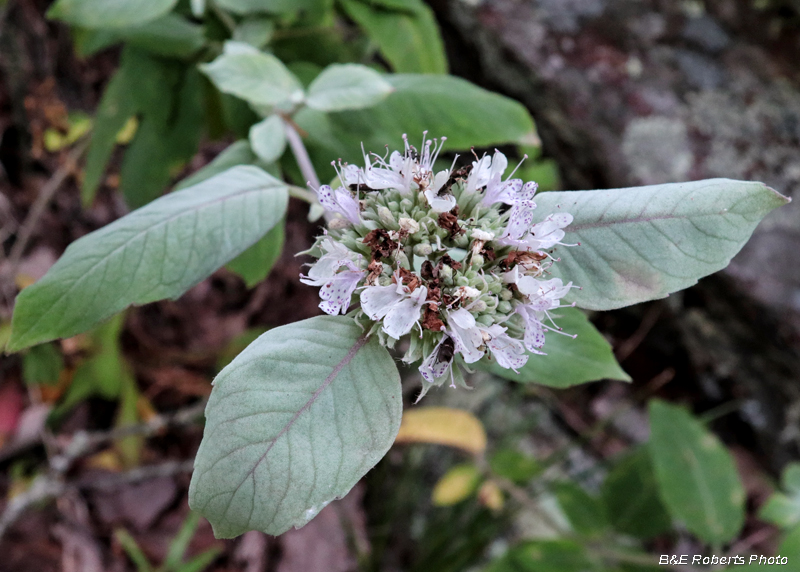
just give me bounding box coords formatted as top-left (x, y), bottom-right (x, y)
top-left (300, 133), bottom-right (578, 400)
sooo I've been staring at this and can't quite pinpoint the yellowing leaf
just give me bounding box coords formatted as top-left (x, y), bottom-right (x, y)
top-left (115, 116), bottom-right (138, 144)
top-left (478, 480), bottom-right (504, 512)
top-left (432, 464), bottom-right (480, 506)
top-left (394, 407), bottom-right (486, 454)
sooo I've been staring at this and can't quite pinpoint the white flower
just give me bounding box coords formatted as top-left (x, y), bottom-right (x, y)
top-left (447, 308), bottom-right (485, 364)
top-left (360, 278), bottom-right (428, 339)
top-left (466, 150), bottom-right (505, 193)
top-left (508, 276), bottom-right (575, 353)
top-left (316, 185), bottom-right (361, 225)
top-left (499, 212), bottom-right (573, 251)
top-left (471, 229), bottom-right (495, 241)
top-left (419, 335), bottom-right (455, 384)
top-left (300, 238), bottom-right (365, 315)
top-left (480, 324), bottom-right (528, 371)
top-left (423, 169), bottom-right (456, 213)
top-left (515, 304), bottom-right (547, 354)
top-left (482, 178), bottom-right (523, 206)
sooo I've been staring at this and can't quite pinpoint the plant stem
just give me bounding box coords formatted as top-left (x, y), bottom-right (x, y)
top-left (288, 185), bottom-right (318, 204)
top-left (283, 119), bottom-right (321, 190)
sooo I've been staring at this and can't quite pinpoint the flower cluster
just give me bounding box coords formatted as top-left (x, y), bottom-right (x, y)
top-left (300, 134), bottom-right (576, 400)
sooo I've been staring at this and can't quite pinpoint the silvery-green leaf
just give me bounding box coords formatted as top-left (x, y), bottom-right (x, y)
top-left (8, 167), bottom-right (287, 351)
top-left (47, 0), bottom-right (177, 28)
top-left (226, 221), bottom-right (285, 288)
top-left (201, 47), bottom-right (304, 108)
top-left (190, 0), bottom-right (205, 17)
top-left (295, 74), bottom-right (535, 163)
top-left (648, 400), bottom-right (745, 544)
top-left (759, 463), bottom-right (800, 528)
top-left (175, 140), bottom-right (257, 190)
top-left (534, 180), bottom-right (790, 310)
top-left (232, 18), bottom-right (274, 49)
top-left (339, 0), bottom-right (447, 74)
top-left (248, 115), bottom-right (286, 164)
top-left (482, 307), bottom-right (629, 387)
top-left (306, 64), bottom-right (393, 112)
top-left (189, 315), bottom-right (402, 537)
top-left (215, 0), bottom-right (319, 14)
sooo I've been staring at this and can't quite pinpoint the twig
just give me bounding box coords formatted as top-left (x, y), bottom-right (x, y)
top-left (0, 401), bottom-right (205, 539)
top-left (0, 460), bottom-right (195, 539)
top-left (615, 304), bottom-right (662, 362)
top-left (5, 138), bottom-right (89, 281)
top-left (283, 119), bottom-right (321, 190)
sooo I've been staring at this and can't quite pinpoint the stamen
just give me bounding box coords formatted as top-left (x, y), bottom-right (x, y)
top-left (506, 154), bottom-right (528, 179)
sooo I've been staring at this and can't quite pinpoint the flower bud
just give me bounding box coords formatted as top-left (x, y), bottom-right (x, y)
top-left (470, 299), bottom-right (488, 312)
top-left (399, 217), bottom-right (420, 234)
top-left (439, 265), bottom-right (453, 282)
top-left (499, 289), bottom-right (513, 301)
top-left (395, 250), bottom-right (411, 268)
top-left (497, 301), bottom-right (512, 314)
top-left (477, 314), bottom-right (494, 327)
top-left (377, 206), bottom-right (397, 228)
top-left (413, 243), bottom-right (433, 256)
top-left (400, 198), bottom-right (413, 211)
top-left (470, 254), bottom-right (485, 267)
top-left (328, 217), bottom-right (351, 230)
top-left (456, 275), bottom-right (469, 286)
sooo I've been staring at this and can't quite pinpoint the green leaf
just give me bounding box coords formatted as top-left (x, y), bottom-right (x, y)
top-left (778, 525), bottom-right (800, 564)
top-left (120, 66), bottom-right (204, 208)
top-left (306, 63), bottom-right (393, 111)
top-left (116, 14), bottom-right (206, 58)
top-left (534, 180), bottom-right (791, 311)
top-left (216, 327), bottom-right (269, 372)
top-left (489, 449), bottom-right (540, 484)
top-left (602, 447), bottom-right (672, 539)
top-left (48, 0), bottom-right (177, 28)
top-left (215, 0), bottom-right (320, 14)
top-left (340, 0), bottom-right (447, 74)
top-left (249, 115), bottom-right (287, 164)
top-left (22, 343), bottom-right (63, 386)
top-left (164, 511), bottom-right (200, 570)
top-left (232, 18), bottom-right (274, 48)
top-left (481, 307), bottom-right (629, 388)
top-left (296, 74), bottom-right (535, 166)
top-left (648, 400), bottom-right (745, 544)
top-left (552, 482), bottom-right (608, 536)
top-left (759, 463), bottom-right (800, 528)
top-left (200, 45), bottom-right (304, 108)
top-left (82, 60), bottom-right (138, 206)
top-left (175, 140), bottom-right (257, 191)
top-left (115, 529), bottom-right (154, 572)
top-left (484, 540), bottom-right (595, 572)
top-left (55, 313), bottom-right (128, 417)
top-left (226, 220), bottom-right (285, 288)
top-left (8, 167), bottom-right (288, 351)
top-left (189, 315), bottom-right (402, 537)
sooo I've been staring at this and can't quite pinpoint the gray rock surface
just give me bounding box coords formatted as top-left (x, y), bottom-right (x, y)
top-left (441, 0), bottom-right (800, 319)
top-left (438, 0), bottom-right (800, 469)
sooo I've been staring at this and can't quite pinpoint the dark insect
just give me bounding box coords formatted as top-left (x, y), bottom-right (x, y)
top-left (437, 337), bottom-right (455, 365)
top-left (348, 183), bottom-right (377, 192)
top-left (439, 164), bottom-right (473, 196)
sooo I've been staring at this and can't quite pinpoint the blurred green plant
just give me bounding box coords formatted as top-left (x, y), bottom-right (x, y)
top-left (115, 510), bottom-right (221, 572)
